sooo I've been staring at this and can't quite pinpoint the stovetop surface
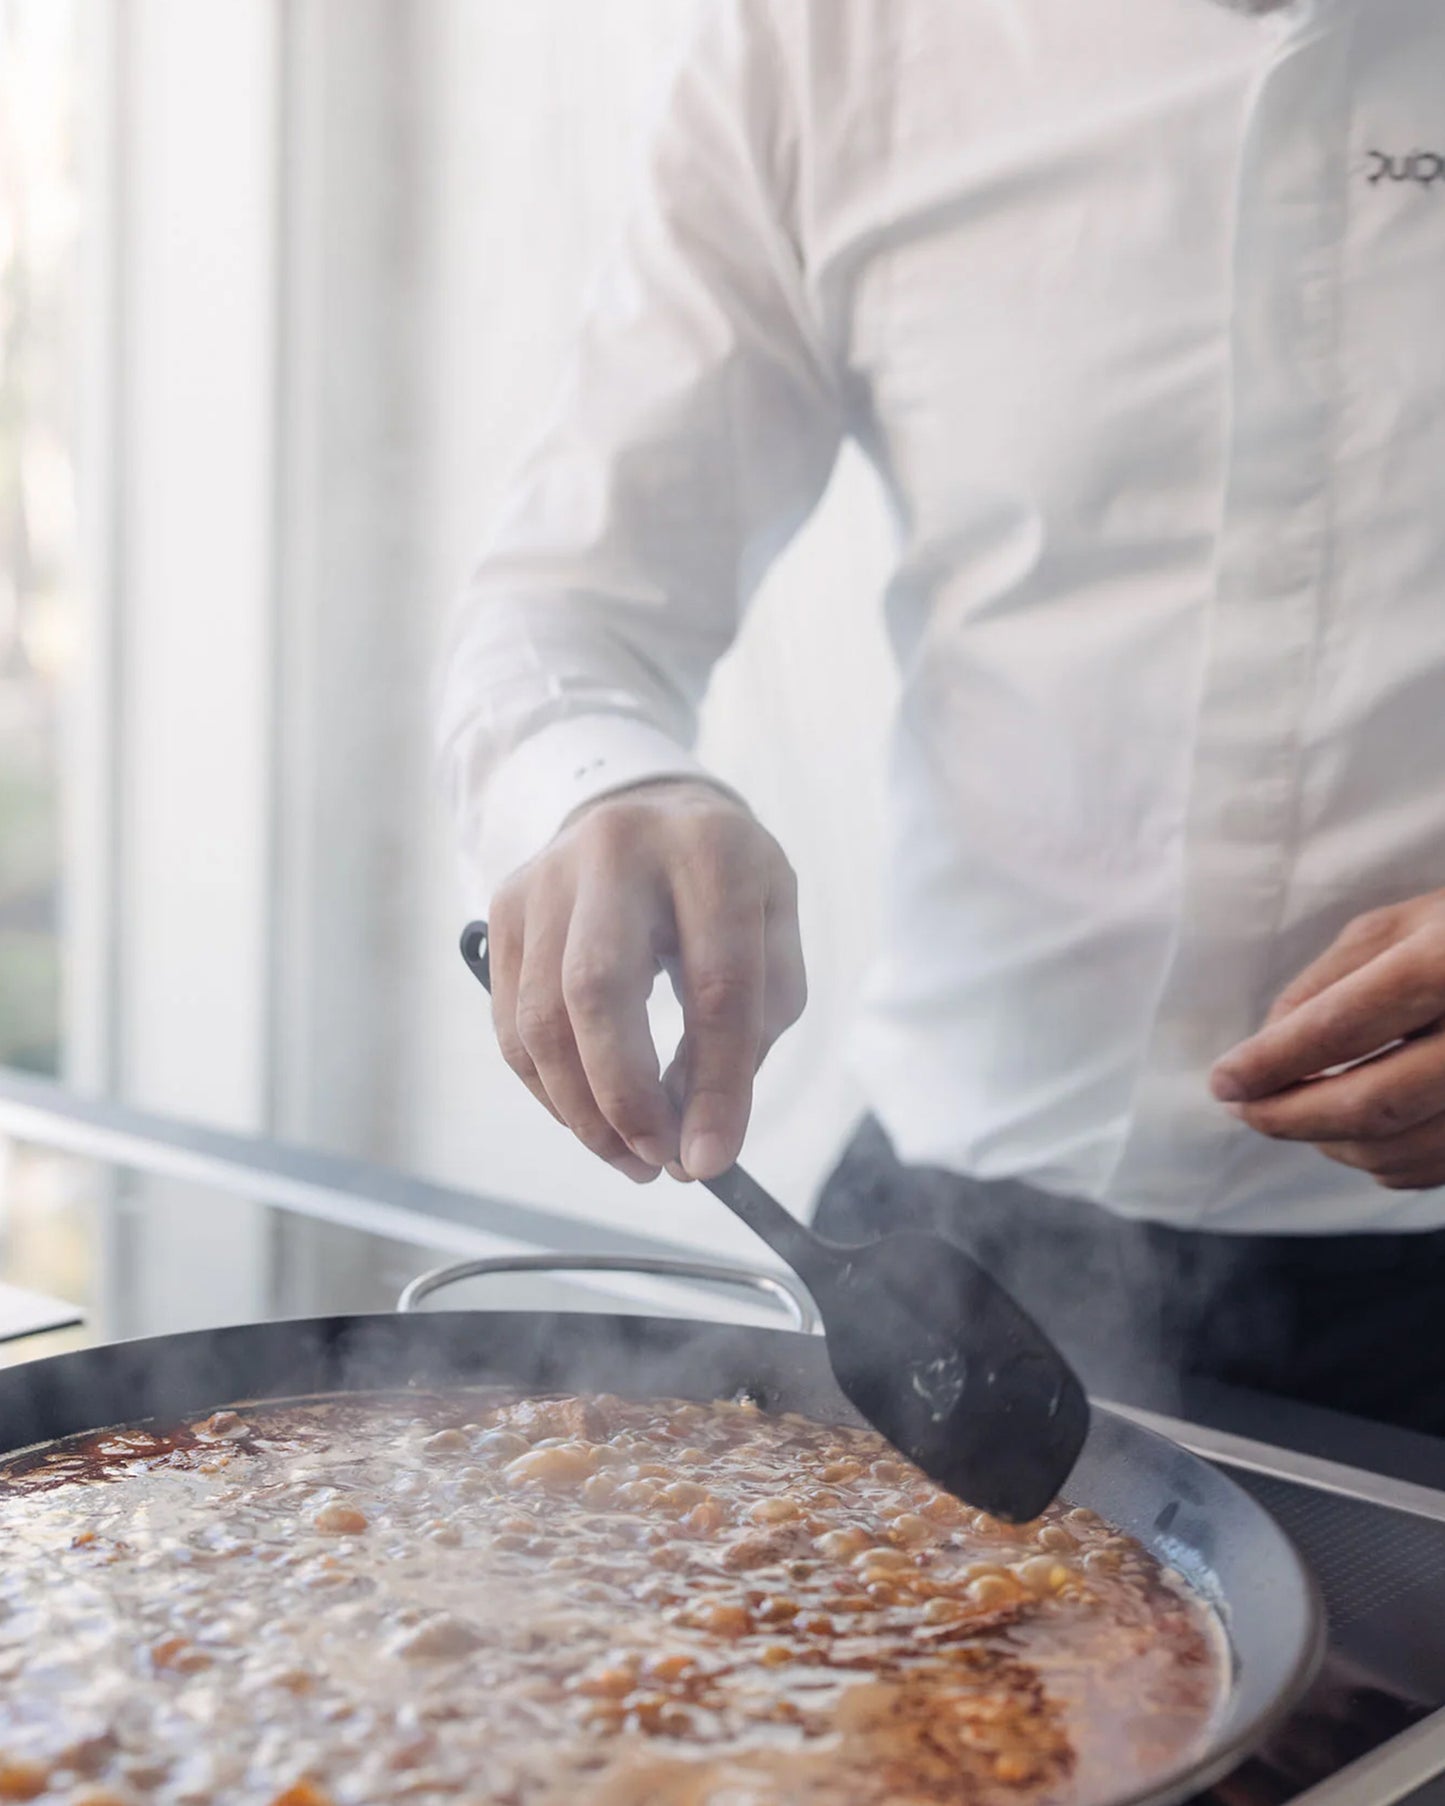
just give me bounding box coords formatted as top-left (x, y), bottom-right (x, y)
top-left (1183, 1463), bottom-right (1445, 1803)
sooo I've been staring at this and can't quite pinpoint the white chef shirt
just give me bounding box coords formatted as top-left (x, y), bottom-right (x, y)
top-left (437, 0), bottom-right (1445, 1233)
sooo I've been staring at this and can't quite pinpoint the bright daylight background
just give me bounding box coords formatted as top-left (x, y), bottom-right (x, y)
top-left (0, 1), bottom-right (898, 1333)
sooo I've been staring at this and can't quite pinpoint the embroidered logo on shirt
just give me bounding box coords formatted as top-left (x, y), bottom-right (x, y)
top-left (1366, 149), bottom-right (1445, 190)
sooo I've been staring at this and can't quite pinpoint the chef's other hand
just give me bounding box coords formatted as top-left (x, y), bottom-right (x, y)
top-left (1211, 890), bottom-right (1445, 1191)
top-left (486, 779), bottom-right (805, 1186)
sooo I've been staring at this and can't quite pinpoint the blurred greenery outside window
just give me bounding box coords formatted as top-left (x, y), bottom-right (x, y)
top-left (0, 0), bottom-right (78, 1075)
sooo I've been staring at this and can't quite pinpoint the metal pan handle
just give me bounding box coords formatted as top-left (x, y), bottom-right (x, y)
top-left (397, 1252), bottom-right (820, 1334)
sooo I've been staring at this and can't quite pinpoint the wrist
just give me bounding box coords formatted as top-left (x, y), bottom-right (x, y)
top-left (565, 775), bottom-right (751, 829)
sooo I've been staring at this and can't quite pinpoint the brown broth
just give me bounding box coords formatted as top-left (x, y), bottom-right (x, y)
top-left (0, 1391), bottom-right (1226, 1805)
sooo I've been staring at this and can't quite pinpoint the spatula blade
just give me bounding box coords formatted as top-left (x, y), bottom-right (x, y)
top-left (817, 1231), bottom-right (1089, 1522)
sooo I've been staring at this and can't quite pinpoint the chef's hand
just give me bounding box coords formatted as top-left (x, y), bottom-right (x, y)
top-left (486, 779), bottom-right (805, 1186)
top-left (1211, 890), bottom-right (1445, 1191)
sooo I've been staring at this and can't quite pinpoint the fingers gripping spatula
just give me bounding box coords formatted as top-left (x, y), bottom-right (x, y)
top-left (461, 922), bottom-right (1088, 1521)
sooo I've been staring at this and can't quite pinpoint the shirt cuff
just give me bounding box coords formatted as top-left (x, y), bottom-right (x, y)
top-left (466, 714), bottom-right (725, 900)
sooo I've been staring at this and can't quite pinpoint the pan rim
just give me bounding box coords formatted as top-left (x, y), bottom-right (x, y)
top-left (1067, 1406), bottom-right (1327, 1806)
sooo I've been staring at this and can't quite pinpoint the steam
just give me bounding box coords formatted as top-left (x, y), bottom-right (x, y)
top-left (808, 1118), bottom-right (1287, 1426)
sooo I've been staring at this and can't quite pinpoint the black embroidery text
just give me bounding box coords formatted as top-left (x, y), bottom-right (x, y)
top-left (1366, 148), bottom-right (1445, 189)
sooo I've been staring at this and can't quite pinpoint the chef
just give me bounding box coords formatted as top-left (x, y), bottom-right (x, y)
top-left (438, 0), bottom-right (1445, 1431)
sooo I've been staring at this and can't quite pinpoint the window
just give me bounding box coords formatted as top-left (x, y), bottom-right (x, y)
top-left (6, 6), bottom-right (893, 1330)
top-left (0, 0), bottom-right (79, 1076)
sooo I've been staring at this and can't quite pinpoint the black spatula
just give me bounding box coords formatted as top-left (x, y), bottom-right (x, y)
top-left (461, 921), bottom-right (1088, 1521)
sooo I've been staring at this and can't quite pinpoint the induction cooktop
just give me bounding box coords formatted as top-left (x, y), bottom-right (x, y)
top-left (1111, 1405), bottom-right (1445, 1806)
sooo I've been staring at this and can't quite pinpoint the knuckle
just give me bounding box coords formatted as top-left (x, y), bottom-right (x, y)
top-left (561, 956), bottom-right (628, 1019)
top-left (489, 874), bottom-right (543, 947)
top-left (771, 844), bottom-right (799, 892)
top-left (491, 874), bottom-right (523, 917)
top-left (552, 1098), bottom-right (617, 1156)
top-left (1351, 1092), bottom-right (1409, 1139)
top-left (674, 825), bottom-right (730, 883)
top-left (1346, 905), bottom-right (1398, 940)
top-left (721, 808), bottom-right (767, 853)
top-left (573, 1116), bottom-right (623, 1160)
top-left (1412, 919), bottom-right (1445, 970)
top-left (1401, 982), bottom-right (1445, 1026)
top-left (496, 1029), bottom-right (536, 1081)
top-left (1400, 920), bottom-right (1445, 971)
top-left (1221, 1058), bottom-right (1261, 1097)
top-left (1240, 1104), bottom-right (1280, 1138)
top-left (1352, 1127), bottom-right (1400, 1161)
top-left (684, 785), bottom-right (747, 825)
top-left (1310, 995), bottom-right (1357, 1051)
top-left (575, 801), bottom-right (637, 857)
top-left (588, 1064), bottom-right (650, 1116)
top-left (1377, 1169), bottom-right (1431, 1192)
top-left (485, 915), bottom-right (524, 981)
top-left (514, 992), bottom-right (570, 1056)
top-left (569, 803), bottom-right (665, 873)
top-left (490, 874), bottom-right (527, 924)
top-left (593, 1087), bottom-right (660, 1139)
top-left (682, 807), bottom-right (754, 865)
top-left (1361, 1148), bottom-right (1419, 1182)
top-left (763, 842), bottom-right (798, 896)
top-left (685, 1087), bottom-right (747, 1136)
top-left (690, 970), bottom-right (754, 1026)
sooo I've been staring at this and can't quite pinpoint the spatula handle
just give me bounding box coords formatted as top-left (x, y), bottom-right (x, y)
top-left (460, 921), bottom-right (491, 991)
top-left (701, 1162), bottom-right (837, 1297)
